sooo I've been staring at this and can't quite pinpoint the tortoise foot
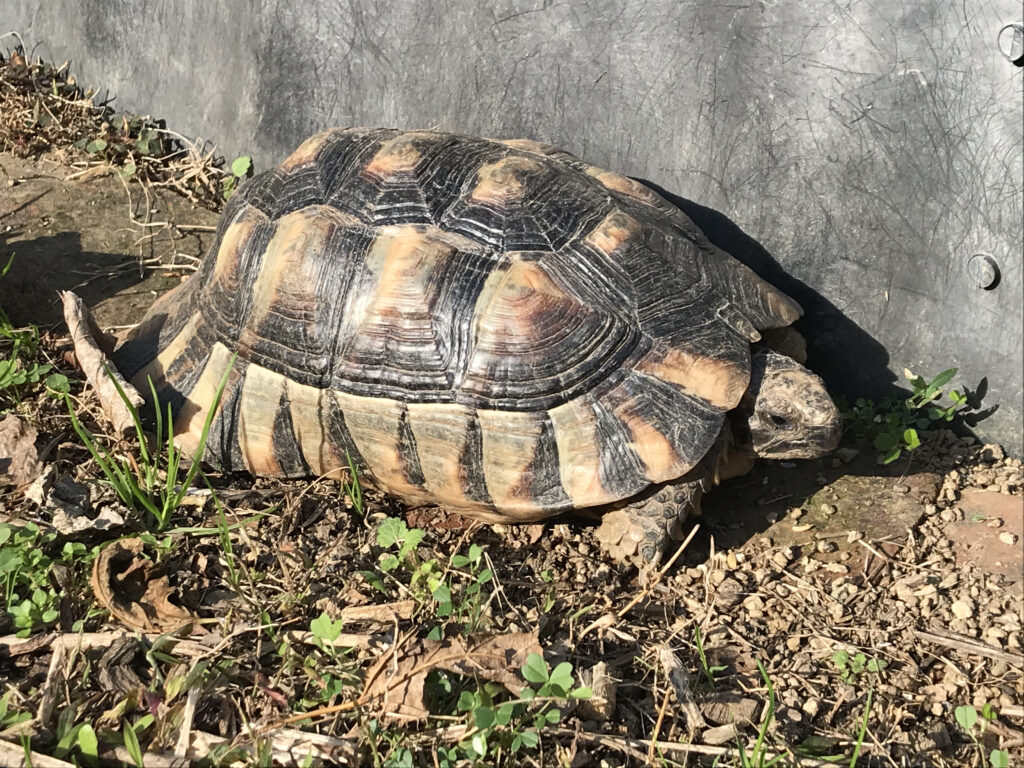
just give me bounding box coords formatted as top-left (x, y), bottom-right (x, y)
top-left (595, 481), bottom-right (702, 571)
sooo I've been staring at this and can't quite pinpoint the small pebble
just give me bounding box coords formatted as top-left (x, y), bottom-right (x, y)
top-left (999, 532), bottom-right (1018, 545)
top-left (820, 503), bottom-right (838, 516)
top-left (951, 599), bottom-right (974, 619)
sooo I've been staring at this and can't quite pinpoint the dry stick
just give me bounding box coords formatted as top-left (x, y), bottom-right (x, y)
top-left (912, 629), bottom-right (1024, 667)
top-left (617, 523), bottom-right (701, 619)
top-left (551, 728), bottom-right (837, 767)
top-left (647, 685), bottom-right (674, 764)
top-left (0, 738), bottom-right (78, 768)
top-left (658, 646), bottom-right (708, 734)
top-left (174, 686), bottom-right (200, 758)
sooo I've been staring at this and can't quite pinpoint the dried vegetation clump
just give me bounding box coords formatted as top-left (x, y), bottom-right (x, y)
top-left (0, 46), bottom-right (240, 210)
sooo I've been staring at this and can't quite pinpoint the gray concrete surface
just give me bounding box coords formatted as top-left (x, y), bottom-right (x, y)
top-left (5, 0), bottom-right (1022, 453)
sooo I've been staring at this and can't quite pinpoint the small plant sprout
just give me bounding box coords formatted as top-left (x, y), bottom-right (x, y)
top-left (310, 611), bottom-right (345, 656)
top-left (342, 451), bottom-right (364, 515)
top-left (735, 660), bottom-right (784, 768)
top-left (222, 155), bottom-right (253, 200)
top-left (376, 517), bottom-right (425, 573)
top-left (832, 650), bottom-right (887, 685)
top-left (956, 704), bottom-right (1010, 768)
top-left (694, 624), bottom-right (726, 689)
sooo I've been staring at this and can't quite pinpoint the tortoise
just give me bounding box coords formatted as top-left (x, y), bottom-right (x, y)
top-left (65, 127), bottom-right (841, 566)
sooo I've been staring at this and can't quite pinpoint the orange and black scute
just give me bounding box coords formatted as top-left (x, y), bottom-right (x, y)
top-left (113, 128), bottom-right (801, 521)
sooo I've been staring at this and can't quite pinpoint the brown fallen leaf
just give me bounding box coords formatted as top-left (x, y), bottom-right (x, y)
top-left (359, 631), bottom-right (542, 720)
top-left (0, 413), bottom-right (44, 487)
top-left (91, 538), bottom-right (195, 633)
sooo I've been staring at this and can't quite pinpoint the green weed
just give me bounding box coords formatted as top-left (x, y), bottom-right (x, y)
top-left (0, 522), bottom-right (98, 636)
top-left (365, 517), bottom-right (494, 634)
top-left (735, 660), bottom-right (784, 768)
top-left (832, 650), bottom-right (887, 684)
top-left (424, 653), bottom-right (591, 765)
top-left (342, 451), bottom-right (364, 515)
top-left (956, 704), bottom-right (1010, 768)
top-left (840, 367), bottom-right (968, 464)
top-left (66, 359), bottom-right (234, 530)
top-left (0, 691), bottom-right (32, 730)
top-left (694, 624), bottom-right (726, 689)
top-left (0, 253), bottom-right (58, 408)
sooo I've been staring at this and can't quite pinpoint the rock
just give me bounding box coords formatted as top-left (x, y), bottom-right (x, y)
top-left (999, 532), bottom-right (1018, 546)
top-left (820, 503), bottom-right (838, 516)
top-left (702, 693), bottom-right (759, 726)
top-left (702, 723), bottom-right (742, 745)
top-left (980, 444), bottom-right (1005, 462)
top-left (713, 577), bottom-right (744, 609)
top-left (835, 447), bottom-right (860, 464)
top-left (951, 599), bottom-right (975, 619)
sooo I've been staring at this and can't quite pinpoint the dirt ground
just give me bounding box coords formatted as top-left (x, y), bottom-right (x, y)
top-left (0, 73), bottom-right (1022, 768)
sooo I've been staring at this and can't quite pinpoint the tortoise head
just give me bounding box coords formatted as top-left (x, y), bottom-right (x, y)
top-left (737, 349), bottom-right (841, 460)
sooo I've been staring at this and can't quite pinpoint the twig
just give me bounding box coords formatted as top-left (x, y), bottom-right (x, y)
top-left (174, 686), bottom-right (200, 758)
top-left (283, 630), bottom-right (380, 650)
top-left (551, 728), bottom-right (837, 766)
top-left (658, 646), bottom-right (708, 734)
top-left (912, 629), bottom-right (1024, 667)
top-left (617, 523), bottom-right (701, 619)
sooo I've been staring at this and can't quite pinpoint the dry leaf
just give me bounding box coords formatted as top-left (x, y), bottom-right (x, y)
top-left (0, 414), bottom-right (44, 486)
top-left (91, 538), bottom-right (195, 633)
top-left (359, 631), bottom-right (542, 720)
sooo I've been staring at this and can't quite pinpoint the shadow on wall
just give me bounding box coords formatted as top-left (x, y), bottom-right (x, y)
top-left (641, 180), bottom-right (894, 398)
top-left (643, 180), bottom-right (1003, 440)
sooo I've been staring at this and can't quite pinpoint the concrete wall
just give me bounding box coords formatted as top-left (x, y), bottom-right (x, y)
top-left (6, 0), bottom-right (1022, 453)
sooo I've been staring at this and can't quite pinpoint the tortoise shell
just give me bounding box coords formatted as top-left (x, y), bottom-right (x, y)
top-left (114, 128), bottom-right (801, 521)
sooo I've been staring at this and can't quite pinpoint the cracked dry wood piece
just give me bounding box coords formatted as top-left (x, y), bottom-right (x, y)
top-left (61, 290), bottom-right (144, 433)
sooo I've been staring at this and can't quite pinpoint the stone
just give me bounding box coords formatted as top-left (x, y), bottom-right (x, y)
top-left (702, 723), bottom-right (742, 745)
top-left (702, 693), bottom-right (759, 726)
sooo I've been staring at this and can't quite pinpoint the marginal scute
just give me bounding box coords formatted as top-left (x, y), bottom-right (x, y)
top-left (237, 362), bottom-right (287, 476)
top-left (634, 340), bottom-right (749, 410)
top-left (406, 403), bottom-right (490, 510)
top-left (547, 395), bottom-right (606, 507)
top-left (287, 377), bottom-right (344, 478)
top-left (174, 342), bottom-right (236, 456)
top-left (334, 391), bottom-right (428, 502)
top-left (477, 409), bottom-right (570, 518)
